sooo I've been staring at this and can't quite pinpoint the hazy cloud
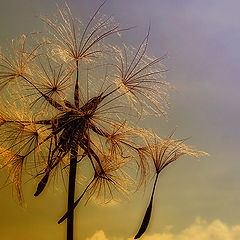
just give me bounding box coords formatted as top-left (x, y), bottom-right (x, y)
top-left (86, 218), bottom-right (240, 240)
top-left (86, 230), bottom-right (108, 240)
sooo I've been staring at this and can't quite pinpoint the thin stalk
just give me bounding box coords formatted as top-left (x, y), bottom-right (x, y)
top-left (67, 147), bottom-right (78, 240)
top-left (134, 172), bottom-right (160, 239)
top-left (151, 172), bottom-right (159, 200)
top-left (58, 177), bottom-right (95, 224)
top-left (74, 60), bottom-right (79, 108)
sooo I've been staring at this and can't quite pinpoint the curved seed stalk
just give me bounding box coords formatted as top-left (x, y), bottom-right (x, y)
top-left (34, 172), bottom-right (49, 196)
top-left (134, 173), bottom-right (159, 239)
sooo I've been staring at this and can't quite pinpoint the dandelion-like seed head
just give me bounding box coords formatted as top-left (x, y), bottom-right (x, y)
top-left (40, 3), bottom-right (120, 64)
top-left (86, 151), bottom-right (132, 204)
top-left (0, 3), bottom-right (207, 240)
top-left (140, 132), bottom-right (208, 175)
top-left (0, 147), bottom-right (25, 204)
top-left (0, 34), bottom-right (41, 89)
top-left (113, 40), bottom-right (171, 117)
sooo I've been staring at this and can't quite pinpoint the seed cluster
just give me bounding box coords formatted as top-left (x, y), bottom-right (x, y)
top-left (0, 3), bottom-right (206, 239)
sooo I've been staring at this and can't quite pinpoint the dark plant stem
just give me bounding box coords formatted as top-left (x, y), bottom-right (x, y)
top-left (74, 60), bottom-right (80, 108)
top-left (151, 172), bottom-right (160, 200)
top-left (67, 59), bottom-right (80, 240)
top-left (58, 177), bottom-right (95, 224)
top-left (134, 172), bottom-right (160, 239)
top-left (67, 148), bottom-right (78, 240)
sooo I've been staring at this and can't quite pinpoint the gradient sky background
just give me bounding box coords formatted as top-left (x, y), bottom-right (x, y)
top-left (0, 0), bottom-right (240, 239)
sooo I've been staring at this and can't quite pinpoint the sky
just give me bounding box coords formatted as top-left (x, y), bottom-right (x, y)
top-left (0, 0), bottom-right (240, 239)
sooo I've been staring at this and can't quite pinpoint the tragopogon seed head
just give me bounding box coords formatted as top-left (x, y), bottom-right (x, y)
top-left (0, 146), bottom-right (25, 204)
top-left (40, 3), bottom-right (120, 63)
top-left (0, 34), bottom-right (41, 89)
top-left (113, 34), bottom-right (171, 117)
top-left (139, 131), bottom-right (208, 175)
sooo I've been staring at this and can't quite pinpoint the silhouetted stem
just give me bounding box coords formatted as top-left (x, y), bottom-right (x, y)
top-left (67, 148), bottom-right (78, 240)
top-left (74, 61), bottom-right (79, 108)
top-left (151, 172), bottom-right (159, 200)
top-left (58, 178), bottom-right (94, 224)
top-left (34, 172), bottom-right (49, 196)
top-left (134, 172), bottom-right (159, 239)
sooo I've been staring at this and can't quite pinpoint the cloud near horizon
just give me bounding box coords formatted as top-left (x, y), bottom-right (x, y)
top-left (86, 218), bottom-right (240, 240)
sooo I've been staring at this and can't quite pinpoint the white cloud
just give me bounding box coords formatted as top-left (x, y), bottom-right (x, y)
top-left (86, 218), bottom-right (240, 240)
top-left (86, 230), bottom-right (108, 240)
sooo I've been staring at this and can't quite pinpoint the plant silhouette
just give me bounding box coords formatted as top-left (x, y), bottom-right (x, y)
top-left (0, 3), bottom-right (207, 240)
